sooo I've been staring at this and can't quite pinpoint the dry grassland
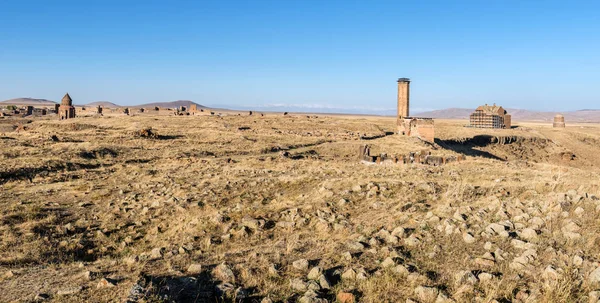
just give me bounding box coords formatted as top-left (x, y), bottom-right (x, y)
top-left (1, 112), bottom-right (600, 303)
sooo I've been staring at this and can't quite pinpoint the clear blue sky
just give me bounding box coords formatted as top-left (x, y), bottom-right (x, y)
top-left (1, 0), bottom-right (599, 111)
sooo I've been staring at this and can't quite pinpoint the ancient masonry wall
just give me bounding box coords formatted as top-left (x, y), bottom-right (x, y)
top-left (359, 144), bottom-right (464, 166)
top-left (504, 114), bottom-right (512, 128)
top-left (399, 118), bottom-right (435, 143)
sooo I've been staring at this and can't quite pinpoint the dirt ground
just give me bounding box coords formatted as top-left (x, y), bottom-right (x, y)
top-left (1, 112), bottom-right (600, 303)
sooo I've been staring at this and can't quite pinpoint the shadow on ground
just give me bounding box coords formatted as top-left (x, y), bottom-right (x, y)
top-left (435, 135), bottom-right (507, 161)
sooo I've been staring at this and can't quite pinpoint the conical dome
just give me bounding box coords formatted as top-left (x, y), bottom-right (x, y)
top-left (61, 93), bottom-right (73, 106)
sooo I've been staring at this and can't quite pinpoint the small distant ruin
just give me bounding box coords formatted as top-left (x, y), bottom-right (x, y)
top-left (97, 105), bottom-right (103, 114)
top-left (59, 93), bottom-right (76, 120)
top-left (123, 108), bottom-right (130, 115)
top-left (359, 144), bottom-right (464, 166)
top-left (54, 104), bottom-right (60, 113)
top-left (396, 78), bottom-right (435, 143)
top-left (553, 114), bottom-right (565, 128)
top-left (25, 106), bottom-right (33, 116)
top-left (469, 104), bottom-right (511, 129)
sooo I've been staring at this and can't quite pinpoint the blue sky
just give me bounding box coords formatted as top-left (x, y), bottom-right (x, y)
top-left (1, 0), bottom-right (599, 112)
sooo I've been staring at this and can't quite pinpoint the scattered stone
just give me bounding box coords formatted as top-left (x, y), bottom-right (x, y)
top-left (543, 265), bottom-right (559, 280)
top-left (342, 268), bottom-right (356, 280)
top-left (268, 264), bottom-right (279, 277)
top-left (293, 259), bottom-right (309, 271)
top-left (318, 275), bottom-right (331, 289)
top-left (393, 264), bottom-right (409, 276)
top-left (57, 286), bottom-right (83, 296)
top-left (337, 291), bottom-right (356, 303)
top-left (414, 286), bottom-right (439, 302)
top-left (589, 267), bottom-right (600, 284)
top-left (123, 256), bottom-right (138, 266)
top-left (391, 227), bottom-right (405, 237)
top-left (486, 223), bottom-right (509, 238)
top-left (475, 253), bottom-right (496, 267)
top-left (478, 272), bottom-right (494, 282)
top-left (518, 228), bottom-right (538, 241)
top-left (307, 267), bottom-right (322, 280)
top-left (381, 257), bottom-right (397, 268)
top-left (463, 232), bottom-right (476, 244)
top-left (347, 241), bottom-right (365, 251)
top-left (97, 278), bottom-right (116, 288)
top-left (341, 251), bottom-right (353, 261)
top-left (213, 263), bottom-right (235, 282)
top-left (150, 247), bottom-right (163, 260)
top-left (573, 255), bottom-right (584, 267)
top-left (187, 263), bottom-right (203, 274)
top-left (290, 278), bottom-right (307, 291)
top-left (484, 242), bottom-right (493, 250)
top-left (33, 293), bottom-right (50, 301)
top-left (215, 282), bottom-right (235, 296)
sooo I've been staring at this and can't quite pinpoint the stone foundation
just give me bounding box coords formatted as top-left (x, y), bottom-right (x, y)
top-left (359, 144), bottom-right (464, 166)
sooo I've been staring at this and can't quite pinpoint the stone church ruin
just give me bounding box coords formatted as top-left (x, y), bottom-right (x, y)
top-left (469, 104), bottom-right (511, 129)
top-left (58, 93), bottom-right (76, 120)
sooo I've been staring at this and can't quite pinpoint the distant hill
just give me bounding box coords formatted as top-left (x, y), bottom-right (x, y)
top-left (84, 101), bottom-right (121, 108)
top-left (416, 108), bottom-right (600, 123)
top-left (134, 100), bottom-right (206, 109)
top-left (0, 98), bottom-right (57, 106)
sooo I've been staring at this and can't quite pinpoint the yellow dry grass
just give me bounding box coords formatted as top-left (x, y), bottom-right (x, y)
top-left (0, 113), bottom-right (599, 302)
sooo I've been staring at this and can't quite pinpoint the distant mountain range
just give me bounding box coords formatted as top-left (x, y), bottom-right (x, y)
top-left (0, 98), bottom-right (205, 109)
top-left (415, 108), bottom-right (600, 122)
top-left (2, 97), bottom-right (600, 122)
top-left (129, 100), bottom-right (206, 109)
top-left (85, 101), bottom-right (121, 108)
top-left (0, 98), bottom-right (57, 106)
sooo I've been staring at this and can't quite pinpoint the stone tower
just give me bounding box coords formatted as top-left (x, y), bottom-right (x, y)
top-left (59, 93), bottom-right (76, 120)
top-left (397, 78), bottom-right (410, 121)
top-left (553, 114), bottom-right (565, 128)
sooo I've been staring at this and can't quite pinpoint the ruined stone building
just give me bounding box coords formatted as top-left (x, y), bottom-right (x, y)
top-left (469, 104), bottom-right (511, 129)
top-left (97, 105), bottom-right (103, 114)
top-left (396, 78), bottom-right (435, 143)
top-left (59, 93), bottom-right (76, 120)
top-left (553, 114), bottom-right (565, 128)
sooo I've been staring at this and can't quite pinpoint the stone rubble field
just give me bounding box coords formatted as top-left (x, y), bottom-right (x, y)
top-left (1, 114), bottom-right (600, 302)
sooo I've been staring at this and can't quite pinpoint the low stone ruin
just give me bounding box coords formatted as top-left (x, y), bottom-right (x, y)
top-left (358, 144), bottom-right (465, 166)
top-left (135, 128), bottom-right (158, 139)
top-left (398, 118), bottom-right (435, 143)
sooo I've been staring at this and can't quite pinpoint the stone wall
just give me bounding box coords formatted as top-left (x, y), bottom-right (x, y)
top-left (359, 144), bottom-right (464, 166)
top-left (399, 118), bottom-right (435, 143)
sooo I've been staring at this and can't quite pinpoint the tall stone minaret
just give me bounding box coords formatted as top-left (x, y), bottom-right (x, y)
top-left (397, 78), bottom-right (410, 120)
